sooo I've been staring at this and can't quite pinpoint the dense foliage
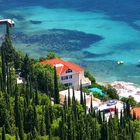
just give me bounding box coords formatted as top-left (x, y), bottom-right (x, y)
top-left (0, 26), bottom-right (140, 140)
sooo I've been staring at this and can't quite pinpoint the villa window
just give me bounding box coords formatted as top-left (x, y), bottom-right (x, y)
top-left (61, 75), bottom-right (72, 80)
top-left (61, 76), bottom-right (68, 80)
top-left (66, 69), bottom-right (72, 73)
top-left (69, 75), bottom-right (72, 79)
top-left (64, 83), bottom-right (72, 86)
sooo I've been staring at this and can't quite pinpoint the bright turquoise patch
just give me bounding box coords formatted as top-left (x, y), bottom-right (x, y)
top-left (88, 88), bottom-right (105, 96)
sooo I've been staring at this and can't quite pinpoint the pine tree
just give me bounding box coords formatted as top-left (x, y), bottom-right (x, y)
top-left (53, 66), bottom-right (60, 104)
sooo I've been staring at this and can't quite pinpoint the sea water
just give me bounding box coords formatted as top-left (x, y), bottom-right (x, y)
top-left (0, 0), bottom-right (140, 84)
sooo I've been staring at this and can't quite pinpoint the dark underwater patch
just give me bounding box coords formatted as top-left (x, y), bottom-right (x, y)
top-left (83, 51), bottom-right (113, 58)
top-left (13, 29), bottom-right (103, 53)
top-left (30, 20), bottom-right (42, 24)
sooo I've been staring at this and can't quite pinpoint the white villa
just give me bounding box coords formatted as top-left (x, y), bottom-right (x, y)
top-left (41, 58), bottom-right (91, 88)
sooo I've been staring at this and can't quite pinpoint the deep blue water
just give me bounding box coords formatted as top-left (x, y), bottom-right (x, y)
top-left (0, 0), bottom-right (140, 84)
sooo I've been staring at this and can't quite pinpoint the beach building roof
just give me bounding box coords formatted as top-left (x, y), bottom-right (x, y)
top-left (97, 99), bottom-right (124, 121)
top-left (40, 58), bottom-right (84, 75)
top-left (98, 100), bottom-right (123, 112)
top-left (0, 19), bottom-right (15, 26)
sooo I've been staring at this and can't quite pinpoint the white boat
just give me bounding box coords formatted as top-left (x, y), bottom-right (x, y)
top-left (117, 61), bottom-right (124, 65)
top-left (0, 19), bottom-right (15, 27)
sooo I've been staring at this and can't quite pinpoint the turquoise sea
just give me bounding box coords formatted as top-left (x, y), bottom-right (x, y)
top-left (0, 0), bottom-right (140, 84)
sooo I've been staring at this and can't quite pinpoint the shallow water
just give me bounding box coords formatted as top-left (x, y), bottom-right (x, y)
top-left (0, 1), bottom-right (140, 84)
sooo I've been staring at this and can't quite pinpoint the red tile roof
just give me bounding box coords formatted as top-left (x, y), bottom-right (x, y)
top-left (40, 58), bottom-right (84, 75)
top-left (131, 107), bottom-right (140, 119)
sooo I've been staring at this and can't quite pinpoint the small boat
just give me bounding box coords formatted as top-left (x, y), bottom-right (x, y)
top-left (0, 19), bottom-right (15, 27)
top-left (117, 61), bottom-right (124, 65)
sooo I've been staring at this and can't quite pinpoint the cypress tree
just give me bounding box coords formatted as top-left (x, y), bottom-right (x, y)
top-left (64, 95), bottom-right (67, 112)
top-left (49, 128), bottom-right (52, 140)
top-left (72, 88), bottom-right (77, 120)
top-left (53, 66), bottom-right (60, 104)
top-left (80, 82), bottom-right (84, 106)
top-left (1, 47), bottom-right (6, 92)
top-left (126, 100), bottom-right (131, 119)
top-left (59, 109), bottom-right (66, 140)
top-left (14, 86), bottom-right (20, 127)
top-left (4, 110), bottom-right (11, 134)
top-left (19, 111), bottom-right (24, 140)
top-left (84, 92), bottom-right (86, 114)
top-left (45, 72), bottom-right (49, 96)
top-left (72, 87), bottom-right (75, 104)
top-left (27, 133), bottom-right (31, 140)
top-left (72, 112), bottom-right (76, 140)
top-left (2, 125), bottom-right (6, 140)
top-left (32, 127), bottom-right (38, 140)
top-left (67, 112), bottom-right (73, 140)
top-left (35, 87), bottom-right (39, 105)
top-left (33, 106), bottom-right (38, 130)
top-left (90, 95), bottom-right (93, 113)
top-left (8, 64), bottom-right (13, 95)
top-left (45, 106), bottom-right (51, 135)
top-left (21, 54), bottom-right (31, 79)
top-left (68, 87), bottom-right (71, 107)
top-left (40, 114), bottom-right (46, 136)
top-left (15, 130), bottom-right (19, 140)
top-left (98, 110), bottom-right (102, 124)
top-left (29, 76), bottom-right (33, 99)
top-left (25, 80), bottom-right (30, 107)
top-left (2, 26), bottom-right (16, 64)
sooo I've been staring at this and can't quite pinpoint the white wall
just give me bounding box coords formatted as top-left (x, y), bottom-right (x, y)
top-left (60, 73), bottom-right (79, 87)
top-left (60, 69), bottom-right (89, 88)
